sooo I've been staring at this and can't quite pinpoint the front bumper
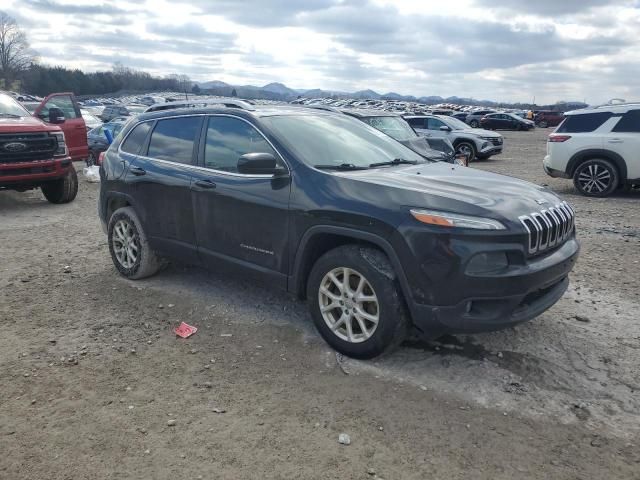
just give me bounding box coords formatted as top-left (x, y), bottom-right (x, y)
top-left (402, 237), bottom-right (579, 337)
top-left (478, 145), bottom-right (503, 156)
top-left (0, 157), bottom-right (72, 185)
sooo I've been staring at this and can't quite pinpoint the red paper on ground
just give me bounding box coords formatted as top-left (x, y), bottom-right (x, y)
top-left (174, 322), bottom-right (197, 338)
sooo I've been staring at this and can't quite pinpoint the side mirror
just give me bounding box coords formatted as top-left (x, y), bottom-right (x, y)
top-left (440, 125), bottom-right (452, 132)
top-left (48, 107), bottom-right (65, 124)
top-left (237, 152), bottom-right (282, 175)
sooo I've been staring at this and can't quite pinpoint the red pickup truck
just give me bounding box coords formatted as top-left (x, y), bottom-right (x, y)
top-left (0, 91), bottom-right (88, 203)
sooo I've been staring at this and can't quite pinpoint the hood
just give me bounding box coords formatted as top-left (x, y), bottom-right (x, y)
top-left (453, 127), bottom-right (500, 137)
top-left (0, 115), bottom-right (60, 133)
top-left (399, 137), bottom-right (451, 162)
top-left (335, 162), bottom-right (563, 222)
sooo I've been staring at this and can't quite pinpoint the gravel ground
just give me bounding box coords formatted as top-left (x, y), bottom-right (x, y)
top-left (1, 128), bottom-right (639, 479)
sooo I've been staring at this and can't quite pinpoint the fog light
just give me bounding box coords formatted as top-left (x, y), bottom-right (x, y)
top-left (466, 252), bottom-right (509, 275)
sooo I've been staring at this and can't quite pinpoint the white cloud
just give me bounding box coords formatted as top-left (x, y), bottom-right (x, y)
top-left (3, 0), bottom-right (639, 103)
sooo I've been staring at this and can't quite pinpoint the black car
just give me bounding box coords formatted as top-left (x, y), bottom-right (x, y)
top-left (99, 105), bottom-right (579, 359)
top-left (100, 104), bottom-right (147, 122)
top-left (86, 120), bottom-right (126, 166)
top-left (466, 109), bottom-right (496, 128)
top-left (481, 113), bottom-right (535, 131)
top-left (338, 109), bottom-right (465, 165)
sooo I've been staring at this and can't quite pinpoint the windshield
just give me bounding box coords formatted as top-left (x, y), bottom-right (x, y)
top-left (127, 105), bottom-right (147, 114)
top-left (263, 114), bottom-right (425, 168)
top-left (0, 94), bottom-right (30, 117)
top-left (441, 116), bottom-right (469, 130)
top-left (360, 116), bottom-right (417, 141)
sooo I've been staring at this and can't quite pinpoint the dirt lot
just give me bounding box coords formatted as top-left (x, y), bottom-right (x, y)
top-left (1, 128), bottom-right (639, 479)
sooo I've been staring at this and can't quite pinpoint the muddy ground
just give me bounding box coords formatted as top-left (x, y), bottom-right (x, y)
top-left (1, 128), bottom-right (639, 479)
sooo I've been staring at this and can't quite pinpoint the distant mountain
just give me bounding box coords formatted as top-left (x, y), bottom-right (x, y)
top-left (353, 89), bottom-right (381, 99)
top-left (193, 79), bottom-right (566, 109)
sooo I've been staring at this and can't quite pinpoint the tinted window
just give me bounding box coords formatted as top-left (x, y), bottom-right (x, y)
top-left (426, 118), bottom-right (446, 130)
top-left (612, 110), bottom-right (640, 133)
top-left (407, 118), bottom-right (425, 128)
top-left (556, 112), bottom-right (613, 133)
top-left (147, 117), bottom-right (200, 164)
top-left (204, 116), bottom-right (277, 172)
top-left (40, 95), bottom-right (78, 120)
top-left (121, 122), bottom-right (151, 154)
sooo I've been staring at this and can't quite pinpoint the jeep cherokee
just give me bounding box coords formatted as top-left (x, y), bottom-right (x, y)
top-left (99, 104), bottom-right (579, 359)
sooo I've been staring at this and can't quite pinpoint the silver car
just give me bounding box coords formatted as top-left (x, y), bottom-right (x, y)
top-left (404, 114), bottom-right (504, 161)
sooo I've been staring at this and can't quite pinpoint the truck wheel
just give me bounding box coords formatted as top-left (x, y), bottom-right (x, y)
top-left (108, 207), bottom-right (163, 279)
top-left (86, 151), bottom-right (97, 167)
top-left (573, 158), bottom-right (619, 197)
top-left (307, 245), bottom-right (408, 359)
top-left (455, 141), bottom-right (477, 161)
top-left (41, 168), bottom-right (78, 204)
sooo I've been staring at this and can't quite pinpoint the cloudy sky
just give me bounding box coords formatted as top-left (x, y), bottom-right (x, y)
top-left (4, 0), bottom-right (640, 103)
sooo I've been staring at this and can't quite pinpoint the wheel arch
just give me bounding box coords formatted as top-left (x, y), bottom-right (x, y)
top-left (567, 149), bottom-right (627, 180)
top-left (290, 226), bottom-right (412, 308)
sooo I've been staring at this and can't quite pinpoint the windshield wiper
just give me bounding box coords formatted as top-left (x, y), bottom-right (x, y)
top-left (315, 163), bottom-right (369, 171)
top-left (369, 158), bottom-right (419, 168)
top-left (0, 113), bottom-right (21, 118)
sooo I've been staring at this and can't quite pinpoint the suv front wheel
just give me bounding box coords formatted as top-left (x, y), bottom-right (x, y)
top-left (108, 206), bottom-right (164, 279)
top-left (573, 158), bottom-right (619, 197)
top-left (307, 245), bottom-right (408, 359)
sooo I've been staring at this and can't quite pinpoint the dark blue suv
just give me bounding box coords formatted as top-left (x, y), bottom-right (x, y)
top-left (99, 103), bottom-right (579, 358)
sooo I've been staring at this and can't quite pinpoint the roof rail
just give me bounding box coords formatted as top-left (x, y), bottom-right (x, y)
top-left (593, 99), bottom-right (640, 109)
top-left (145, 98), bottom-right (256, 113)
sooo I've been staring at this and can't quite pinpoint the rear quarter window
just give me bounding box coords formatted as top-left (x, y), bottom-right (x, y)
top-left (556, 112), bottom-right (613, 133)
top-left (121, 122), bottom-right (151, 154)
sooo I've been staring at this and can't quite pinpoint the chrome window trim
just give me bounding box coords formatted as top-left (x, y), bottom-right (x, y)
top-left (117, 113), bottom-right (290, 179)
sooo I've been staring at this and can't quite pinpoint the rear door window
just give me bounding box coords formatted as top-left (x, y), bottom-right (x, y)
top-left (121, 122), bottom-right (152, 154)
top-left (407, 118), bottom-right (425, 129)
top-left (146, 116), bottom-right (201, 164)
top-left (556, 112), bottom-right (613, 133)
top-left (612, 110), bottom-right (640, 133)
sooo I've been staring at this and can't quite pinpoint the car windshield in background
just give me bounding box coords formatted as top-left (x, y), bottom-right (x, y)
top-left (361, 116), bottom-right (417, 142)
top-left (127, 105), bottom-right (147, 114)
top-left (441, 116), bottom-right (470, 130)
top-left (263, 114), bottom-right (425, 169)
top-left (0, 94), bottom-right (29, 117)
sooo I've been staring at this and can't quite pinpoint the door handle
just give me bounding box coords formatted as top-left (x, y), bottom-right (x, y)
top-left (194, 179), bottom-right (216, 189)
top-left (608, 139), bottom-right (623, 143)
top-left (130, 166), bottom-right (146, 176)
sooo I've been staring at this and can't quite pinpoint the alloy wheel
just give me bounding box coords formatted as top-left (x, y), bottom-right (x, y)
top-left (318, 267), bottom-right (379, 343)
top-left (456, 143), bottom-right (474, 158)
top-left (577, 163), bottom-right (612, 194)
top-left (112, 219), bottom-right (139, 269)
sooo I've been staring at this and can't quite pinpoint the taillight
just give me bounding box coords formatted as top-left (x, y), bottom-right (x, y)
top-left (548, 135), bottom-right (571, 143)
top-left (97, 152), bottom-right (106, 166)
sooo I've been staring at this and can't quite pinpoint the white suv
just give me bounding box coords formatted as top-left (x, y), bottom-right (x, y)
top-left (543, 103), bottom-right (640, 197)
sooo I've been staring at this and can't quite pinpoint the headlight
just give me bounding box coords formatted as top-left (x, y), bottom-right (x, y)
top-left (410, 209), bottom-right (506, 230)
top-left (51, 132), bottom-right (67, 157)
top-left (466, 252), bottom-right (509, 274)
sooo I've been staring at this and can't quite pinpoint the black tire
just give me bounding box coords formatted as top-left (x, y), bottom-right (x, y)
top-left (538, 120), bottom-right (548, 128)
top-left (454, 141), bottom-right (477, 161)
top-left (41, 168), bottom-right (78, 204)
top-left (307, 245), bottom-right (409, 359)
top-left (108, 206), bottom-right (163, 279)
top-left (573, 158), bottom-right (619, 197)
top-left (86, 151), bottom-right (97, 167)
top-left (469, 120), bottom-right (479, 128)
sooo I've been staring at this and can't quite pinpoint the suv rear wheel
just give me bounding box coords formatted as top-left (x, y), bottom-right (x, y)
top-left (573, 158), bottom-right (619, 197)
top-left (41, 168), bottom-right (78, 204)
top-left (469, 120), bottom-right (479, 128)
top-left (108, 206), bottom-right (163, 279)
top-left (307, 245), bottom-right (408, 359)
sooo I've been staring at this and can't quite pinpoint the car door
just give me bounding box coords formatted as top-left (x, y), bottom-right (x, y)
top-left (126, 115), bottom-right (203, 263)
top-left (191, 115), bottom-right (291, 285)
top-left (34, 93), bottom-right (88, 161)
top-left (606, 109), bottom-right (640, 178)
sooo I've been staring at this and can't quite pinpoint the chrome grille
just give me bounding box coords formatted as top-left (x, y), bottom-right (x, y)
top-left (519, 201), bottom-right (575, 255)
